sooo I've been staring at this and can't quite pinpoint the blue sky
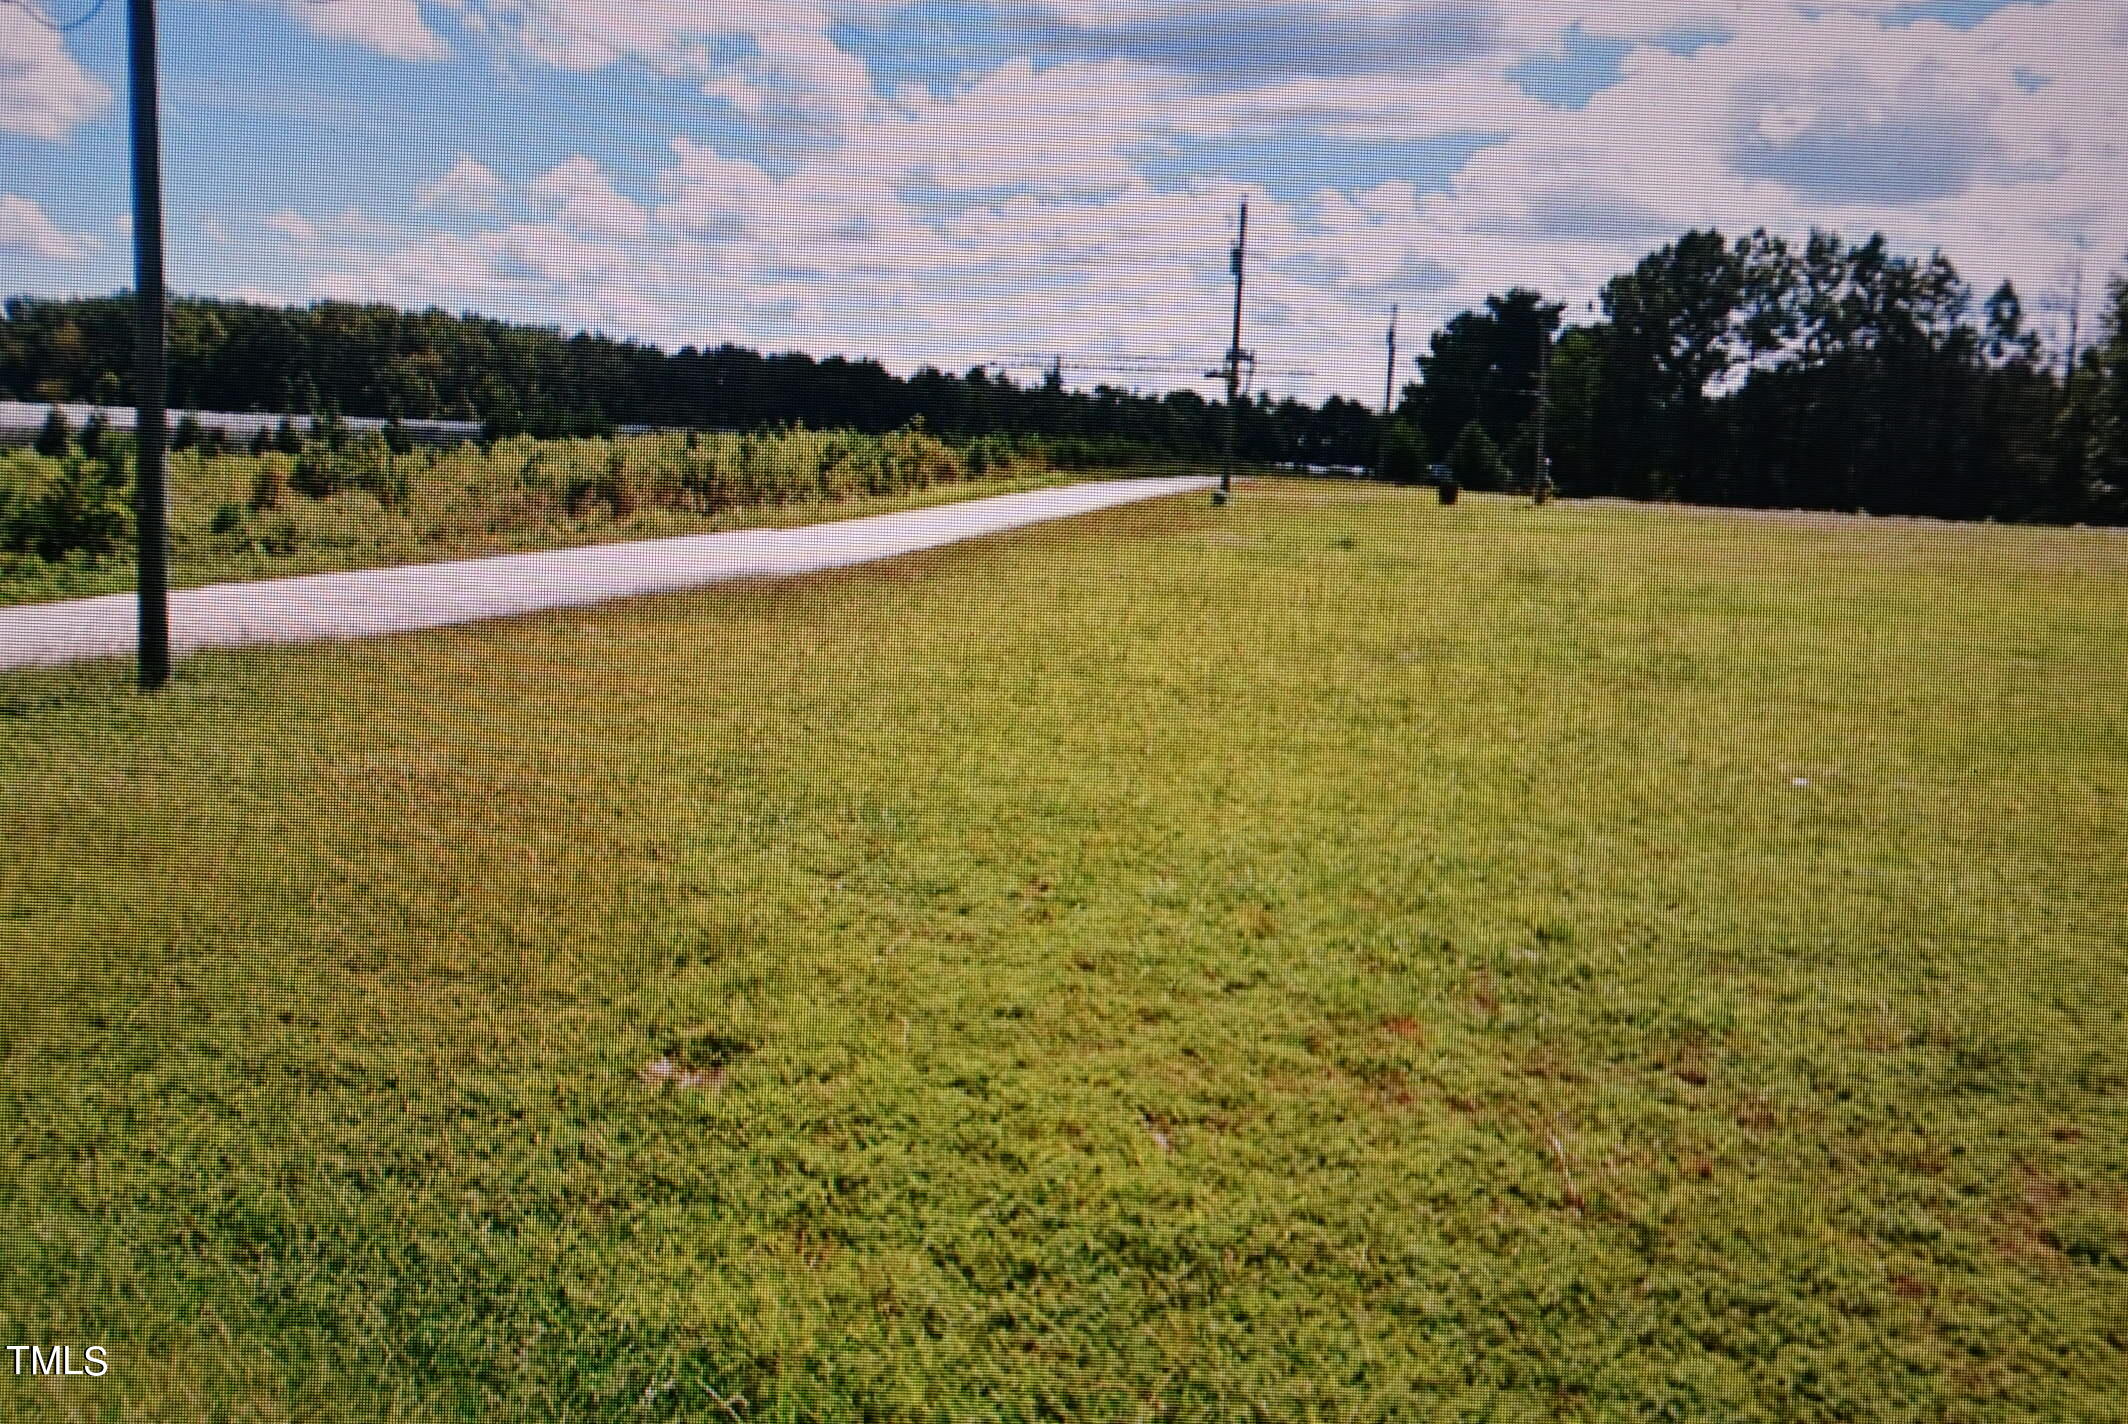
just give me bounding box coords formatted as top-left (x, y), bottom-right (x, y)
top-left (2, 0), bottom-right (2123, 399)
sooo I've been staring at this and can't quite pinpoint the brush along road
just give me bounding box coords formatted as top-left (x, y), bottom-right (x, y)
top-left (0, 476), bottom-right (1216, 670)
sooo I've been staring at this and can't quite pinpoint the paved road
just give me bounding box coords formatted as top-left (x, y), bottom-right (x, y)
top-left (0, 476), bottom-right (1215, 671)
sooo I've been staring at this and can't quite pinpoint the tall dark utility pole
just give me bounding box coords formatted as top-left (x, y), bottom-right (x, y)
top-left (127, 0), bottom-right (171, 688)
top-left (1381, 304), bottom-right (1399, 417)
top-left (1532, 321), bottom-right (1551, 504)
top-left (1373, 304), bottom-right (1398, 482)
top-left (1215, 200), bottom-right (1250, 506)
top-left (2064, 258), bottom-right (2084, 383)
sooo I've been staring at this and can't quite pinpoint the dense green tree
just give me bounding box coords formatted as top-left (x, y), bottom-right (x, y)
top-left (1595, 230), bottom-right (1750, 502)
top-left (2089, 276), bottom-right (2128, 522)
top-left (1447, 421), bottom-right (1508, 492)
top-left (1544, 327), bottom-right (1605, 497)
top-left (1404, 288), bottom-right (1562, 462)
top-left (1378, 420), bottom-right (1426, 485)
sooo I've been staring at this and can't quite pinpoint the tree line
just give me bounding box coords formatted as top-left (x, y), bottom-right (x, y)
top-left (1397, 230), bottom-right (2127, 525)
top-left (0, 293), bottom-right (1380, 469)
top-left (5, 225), bottom-right (2124, 524)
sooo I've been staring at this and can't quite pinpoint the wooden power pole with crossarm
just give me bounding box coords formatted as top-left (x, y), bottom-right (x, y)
top-left (1214, 201), bottom-right (1251, 506)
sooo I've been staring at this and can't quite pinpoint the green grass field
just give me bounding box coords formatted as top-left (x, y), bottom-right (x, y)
top-left (3, 482), bottom-right (2124, 1421)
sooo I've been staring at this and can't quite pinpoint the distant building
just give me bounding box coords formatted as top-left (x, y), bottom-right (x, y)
top-left (0, 401), bottom-right (482, 448)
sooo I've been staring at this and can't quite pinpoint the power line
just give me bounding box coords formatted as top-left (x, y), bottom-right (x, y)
top-left (4, 0), bottom-right (347, 31)
top-left (1, 0), bottom-right (109, 32)
top-left (987, 355), bottom-right (1315, 381)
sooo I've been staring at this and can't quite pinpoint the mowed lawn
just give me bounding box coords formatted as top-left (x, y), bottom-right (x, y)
top-left (2, 481), bottom-right (2124, 1421)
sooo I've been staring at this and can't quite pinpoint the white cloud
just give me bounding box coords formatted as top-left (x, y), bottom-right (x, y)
top-left (0, 4), bottom-right (113, 140)
top-left (872, 59), bottom-right (1162, 199)
top-left (140, 0), bottom-right (2128, 401)
top-left (0, 193), bottom-right (92, 260)
top-left (265, 210), bottom-right (321, 243)
top-left (701, 23), bottom-right (877, 138)
top-left (252, 206), bottom-right (406, 251)
top-left (435, 1), bottom-right (898, 140)
top-left (653, 140), bottom-right (777, 237)
top-left (418, 155), bottom-right (508, 213)
top-left (526, 156), bottom-right (649, 238)
top-left (269, 0), bottom-right (451, 62)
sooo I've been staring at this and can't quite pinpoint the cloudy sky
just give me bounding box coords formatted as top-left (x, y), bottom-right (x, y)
top-left (3, 0), bottom-right (2125, 400)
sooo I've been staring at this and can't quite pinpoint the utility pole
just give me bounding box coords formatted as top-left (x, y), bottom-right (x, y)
top-left (1532, 321), bottom-right (1551, 505)
top-left (2064, 258), bottom-right (2084, 383)
top-left (1215, 200), bottom-right (1250, 506)
top-left (127, 0), bottom-right (171, 689)
top-left (1381, 305), bottom-right (1399, 417)
top-left (1373, 304), bottom-right (1398, 482)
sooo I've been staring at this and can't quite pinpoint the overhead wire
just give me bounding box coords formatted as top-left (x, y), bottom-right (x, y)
top-left (3, 0), bottom-right (346, 32)
top-left (0, 0), bottom-right (108, 32)
top-left (13, 0), bottom-right (1359, 400)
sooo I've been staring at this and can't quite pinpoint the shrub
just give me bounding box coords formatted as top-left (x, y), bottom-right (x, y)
top-left (884, 422), bottom-right (963, 490)
top-left (1378, 421), bottom-right (1427, 485)
top-left (34, 408), bottom-right (71, 458)
top-left (602, 451), bottom-right (638, 518)
top-left (336, 432), bottom-right (401, 506)
top-left (0, 458), bottom-right (26, 541)
top-left (257, 514), bottom-right (298, 557)
top-left (310, 406), bottom-right (351, 453)
top-left (249, 458), bottom-right (288, 512)
top-left (375, 460), bottom-right (412, 511)
top-left (960, 433), bottom-right (1027, 479)
top-left (289, 445), bottom-right (338, 499)
top-left (1448, 420), bottom-right (1510, 493)
top-left (4, 455), bottom-right (132, 562)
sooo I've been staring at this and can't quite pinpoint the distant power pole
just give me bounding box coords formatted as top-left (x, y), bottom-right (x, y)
top-left (1215, 200), bottom-right (1251, 506)
top-left (1374, 304), bottom-right (1398, 482)
top-left (1382, 304), bottom-right (1399, 417)
top-left (1532, 321), bottom-right (1551, 505)
top-left (2064, 258), bottom-right (2084, 382)
top-left (127, 0), bottom-right (171, 689)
